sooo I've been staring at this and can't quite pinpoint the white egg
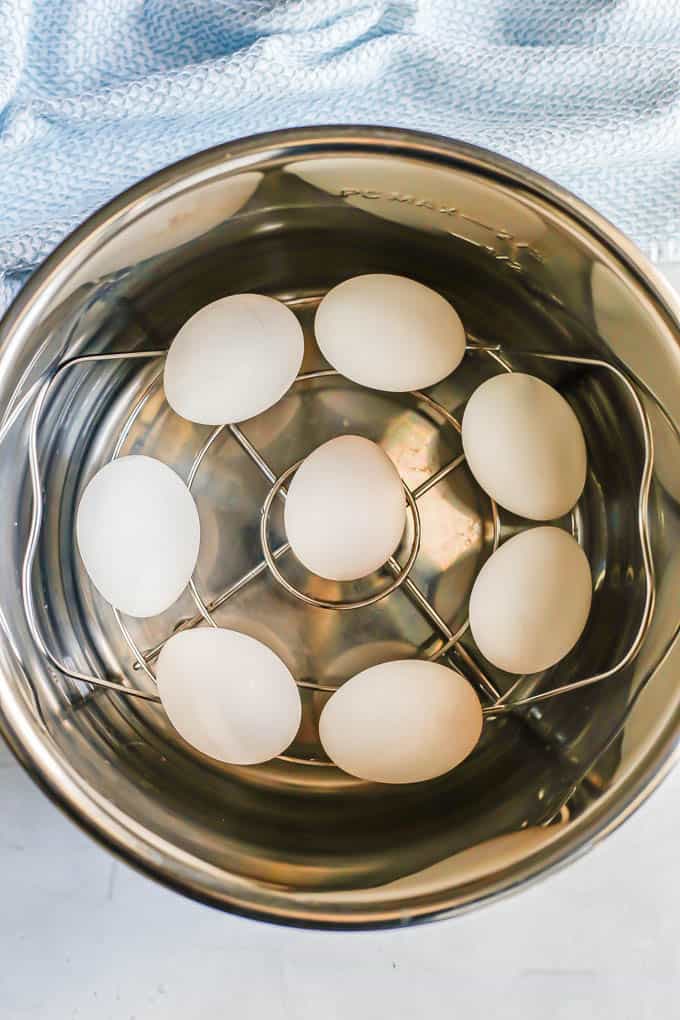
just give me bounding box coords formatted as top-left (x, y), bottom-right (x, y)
top-left (461, 373), bottom-right (587, 521)
top-left (284, 435), bottom-right (406, 581)
top-left (164, 294), bottom-right (304, 425)
top-left (76, 456), bottom-right (200, 618)
top-left (315, 274), bottom-right (466, 392)
top-left (469, 526), bottom-right (592, 674)
top-left (157, 628), bottom-right (302, 765)
top-left (319, 660), bottom-right (483, 784)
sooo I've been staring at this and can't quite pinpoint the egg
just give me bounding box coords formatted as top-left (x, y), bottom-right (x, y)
top-left (164, 294), bottom-right (304, 425)
top-left (157, 628), bottom-right (302, 764)
top-left (469, 526), bottom-right (592, 674)
top-left (319, 660), bottom-right (483, 784)
top-left (315, 274), bottom-right (466, 392)
top-left (284, 435), bottom-right (406, 581)
top-left (461, 372), bottom-right (587, 521)
top-left (76, 456), bottom-right (200, 618)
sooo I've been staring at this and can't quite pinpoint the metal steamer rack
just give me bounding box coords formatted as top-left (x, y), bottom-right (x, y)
top-left (8, 319), bottom-right (659, 770)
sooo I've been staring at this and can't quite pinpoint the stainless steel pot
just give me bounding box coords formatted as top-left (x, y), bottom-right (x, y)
top-left (0, 126), bottom-right (678, 928)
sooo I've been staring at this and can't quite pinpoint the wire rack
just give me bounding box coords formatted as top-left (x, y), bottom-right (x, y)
top-left (8, 326), bottom-right (660, 768)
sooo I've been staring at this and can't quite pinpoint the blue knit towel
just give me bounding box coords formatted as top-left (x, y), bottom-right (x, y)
top-left (2, 0), bottom-right (680, 310)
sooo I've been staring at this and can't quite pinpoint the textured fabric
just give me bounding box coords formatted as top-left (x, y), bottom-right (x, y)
top-left (1, 0), bottom-right (680, 309)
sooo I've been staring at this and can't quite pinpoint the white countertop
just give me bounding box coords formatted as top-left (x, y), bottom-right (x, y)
top-left (1, 736), bottom-right (677, 1019)
top-left (2, 267), bottom-right (679, 1020)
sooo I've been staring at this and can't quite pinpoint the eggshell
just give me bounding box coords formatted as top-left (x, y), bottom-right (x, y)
top-left (76, 456), bottom-right (200, 618)
top-left (319, 659), bottom-right (483, 784)
top-left (157, 628), bottom-right (301, 764)
top-left (315, 274), bottom-right (466, 391)
top-left (469, 526), bottom-right (592, 674)
top-left (284, 435), bottom-right (406, 581)
top-left (164, 294), bottom-right (304, 425)
top-left (461, 373), bottom-right (587, 520)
